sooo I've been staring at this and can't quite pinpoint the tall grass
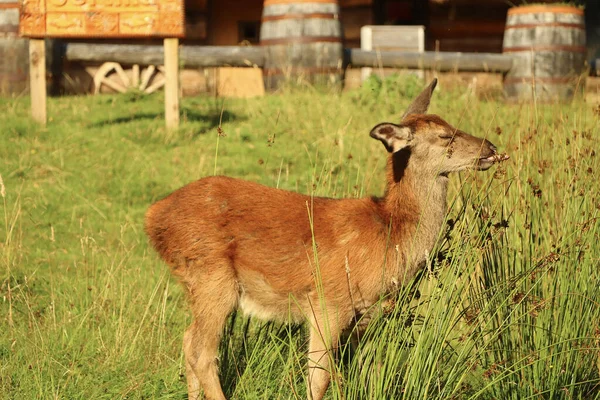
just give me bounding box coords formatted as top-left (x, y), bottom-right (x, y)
top-left (0, 76), bottom-right (598, 399)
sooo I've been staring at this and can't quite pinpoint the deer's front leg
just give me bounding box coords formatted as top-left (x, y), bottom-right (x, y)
top-left (306, 310), bottom-right (343, 400)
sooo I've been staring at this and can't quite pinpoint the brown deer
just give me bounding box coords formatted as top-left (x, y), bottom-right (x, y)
top-left (144, 79), bottom-right (508, 400)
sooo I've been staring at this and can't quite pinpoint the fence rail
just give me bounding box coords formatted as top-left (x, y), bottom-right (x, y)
top-left (63, 43), bottom-right (514, 73)
top-left (344, 49), bottom-right (513, 72)
top-left (64, 43), bottom-right (266, 68)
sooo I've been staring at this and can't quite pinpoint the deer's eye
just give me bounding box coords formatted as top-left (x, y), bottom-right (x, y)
top-left (439, 134), bottom-right (455, 140)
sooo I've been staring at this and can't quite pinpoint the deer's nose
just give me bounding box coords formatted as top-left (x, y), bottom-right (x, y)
top-left (485, 140), bottom-right (497, 153)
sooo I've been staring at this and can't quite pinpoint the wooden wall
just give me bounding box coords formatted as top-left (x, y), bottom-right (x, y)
top-left (186, 0), bottom-right (377, 49)
top-left (183, 0), bottom-right (512, 53)
top-left (209, 0), bottom-right (263, 45)
top-left (185, 0), bottom-right (263, 45)
top-left (427, 0), bottom-right (509, 53)
top-left (584, 0), bottom-right (600, 65)
top-left (185, 0), bottom-right (208, 42)
top-left (340, 0), bottom-right (374, 48)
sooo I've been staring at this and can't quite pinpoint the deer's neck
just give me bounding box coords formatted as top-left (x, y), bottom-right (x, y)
top-left (382, 149), bottom-right (448, 280)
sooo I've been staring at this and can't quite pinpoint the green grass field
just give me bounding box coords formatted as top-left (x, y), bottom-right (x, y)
top-left (1, 77), bottom-right (599, 399)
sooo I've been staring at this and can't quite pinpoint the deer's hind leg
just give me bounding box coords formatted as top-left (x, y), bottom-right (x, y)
top-left (181, 260), bottom-right (239, 400)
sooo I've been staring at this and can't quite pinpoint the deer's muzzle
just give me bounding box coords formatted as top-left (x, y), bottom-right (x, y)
top-left (477, 141), bottom-right (509, 170)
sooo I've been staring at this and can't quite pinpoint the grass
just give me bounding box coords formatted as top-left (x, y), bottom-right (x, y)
top-left (1, 75), bottom-right (599, 399)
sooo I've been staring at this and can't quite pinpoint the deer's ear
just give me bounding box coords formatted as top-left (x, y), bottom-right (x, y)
top-left (370, 123), bottom-right (413, 153)
top-left (401, 78), bottom-right (438, 120)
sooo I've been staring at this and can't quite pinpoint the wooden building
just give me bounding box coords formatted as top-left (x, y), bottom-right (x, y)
top-left (183, 0), bottom-right (597, 55)
top-left (180, 0), bottom-right (526, 52)
top-left (3, 0), bottom-right (598, 96)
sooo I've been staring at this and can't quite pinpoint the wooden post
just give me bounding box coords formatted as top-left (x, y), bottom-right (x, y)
top-left (163, 38), bottom-right (179, 130)
top-left (29, 39), bottom-right (46, 125)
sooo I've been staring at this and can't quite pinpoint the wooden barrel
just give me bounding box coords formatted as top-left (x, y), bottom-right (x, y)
top-left (0, 1), bottom-right (29, 95)
top-left (260, 0), bottom-right (343, 90)
top-left (502, 5), bottom-right (586, 101)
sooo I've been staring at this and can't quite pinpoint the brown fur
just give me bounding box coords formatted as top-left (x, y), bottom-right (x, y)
top-left (144, 79), bottom-right (505, 400)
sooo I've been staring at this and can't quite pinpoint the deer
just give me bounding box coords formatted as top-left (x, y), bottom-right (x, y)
top-left (144, 79), bottom-right (508, 400)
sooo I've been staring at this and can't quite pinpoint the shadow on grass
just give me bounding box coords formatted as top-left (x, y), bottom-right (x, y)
top-left (87, 109), bottom-right (244, 132)
top-left (87, 112), bottom-right (163, 127)
top-left (182, 108), bottom-right (246, 134)
top-left (219, 313), bottom-right (305, 398)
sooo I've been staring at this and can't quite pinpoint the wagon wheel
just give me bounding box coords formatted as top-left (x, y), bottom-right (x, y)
top-left (93, 62), bottom-right (166, 95)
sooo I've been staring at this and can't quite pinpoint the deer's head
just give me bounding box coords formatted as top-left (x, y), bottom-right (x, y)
top-left (370, 79), bottom-right (507, 178)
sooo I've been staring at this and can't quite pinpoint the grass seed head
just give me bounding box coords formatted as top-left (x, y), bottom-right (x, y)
top-left (0, 173), bottom-right (5, 198)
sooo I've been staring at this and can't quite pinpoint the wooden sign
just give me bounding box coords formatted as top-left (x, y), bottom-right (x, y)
top-left (19, 0), bottom-right (184, 38)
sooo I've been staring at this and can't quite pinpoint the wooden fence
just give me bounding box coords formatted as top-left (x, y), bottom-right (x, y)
top-left (63, 43), bottom-right (513, 73)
